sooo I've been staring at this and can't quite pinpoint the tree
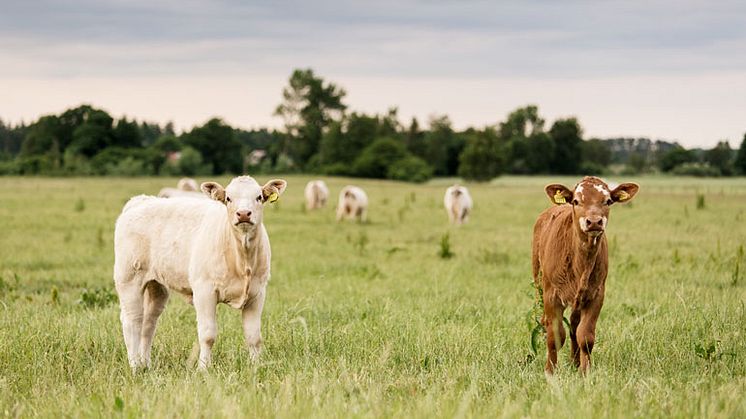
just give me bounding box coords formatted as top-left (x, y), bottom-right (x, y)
top-left (424, 115), bottom-right (459, 176)
top-left (549, 118), bottom-right (583, 174)
top-left (404, 117), bottom-right (425, 158)
top-left (735, 133), bottom-right (746, 175)
top-left (182, 118), bottom-right (243, 174)
top-left (21, 116), bottom-right (61, 157)
top-left (352, 137), bottom-right (409, 179)
top-left (581, 139), bottom-right (611, 167)
top-left (705, 141), bottom-right (734, 175)
top-left (274, 68), bottom-right (347, 166)
top-left (658, 145), bottom-right (695, 172)
top-left (68, 109), bottom-right (114, 157)
top-left (498, 105), bottom-right (545, 141)
top-left (458, 128), bottom-right (504, 181)
top-left (112, 117), bottom-right (143, 149)
top-left (526, 132), bottom-right (556, 174)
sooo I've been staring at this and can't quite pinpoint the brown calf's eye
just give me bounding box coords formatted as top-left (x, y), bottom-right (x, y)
top-left (606, 199), bottom-right (613, 206)
top-left (572, 199), bottom-right (579, 205)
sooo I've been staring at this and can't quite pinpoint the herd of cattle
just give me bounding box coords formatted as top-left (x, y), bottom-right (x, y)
top-left (114, 175), bottom-right (638, 375)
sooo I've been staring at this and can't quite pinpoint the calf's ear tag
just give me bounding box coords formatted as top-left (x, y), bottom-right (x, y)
top-left (268, 192), bottom-right (279, 203)
top-left (553, 190), bottom-right (566, 204)
top-left (618, 191), bottom-right (630, 201)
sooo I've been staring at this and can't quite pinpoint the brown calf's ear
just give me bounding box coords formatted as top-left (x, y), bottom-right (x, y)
top-left (262, 179), bottom-right (288, 203)
top-left (545, 184), bottom-right (573, 205)
top-left (200, 181), bottom-right (226, 203)
top-left (611, 182), bottom-right (639, 204)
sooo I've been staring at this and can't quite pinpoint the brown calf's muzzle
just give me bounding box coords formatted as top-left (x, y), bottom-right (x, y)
top-left (584, 215), bottom-right (604, 231)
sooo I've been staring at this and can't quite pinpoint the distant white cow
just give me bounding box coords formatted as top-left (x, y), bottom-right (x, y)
top-left (177, 177), bottom-right (199, 191)
top-left (114, 176), bottom-right (287, 370)
top-left (158, 177), bottom-right (205, 198)
top-left (444, 184), bottom-right (472, 225)
top-left (304, 180), bottom-right (330, 210)
top-left (156, 187), bottom-right (206, 199)
top-left (336, 186), bottom-right (368, 222)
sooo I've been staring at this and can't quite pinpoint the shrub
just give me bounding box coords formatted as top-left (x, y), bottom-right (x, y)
top-left (105, 157), bottom-right (148, 176)
top-left (322, 163), bottom-right (353, 176)
top-left (579, 161), bottom-right (606, 175)
top-left (77, 287), bottom-right (118, 308)
top-left (671, 162), bottom-right (721, 177)
top-left (387, 156), bottom-right (433, 183)
top-left (178, 146), bottom-right (212, 176)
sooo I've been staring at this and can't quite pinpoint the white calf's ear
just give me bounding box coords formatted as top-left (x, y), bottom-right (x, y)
top-left (545, 184), bottom-right (573, 205)
top-left (201, 181), bottom-right (226, 203)
top-left (611, 182), bottom-right (639, 204)
top-left (262, 179), bottom-right (288, 203)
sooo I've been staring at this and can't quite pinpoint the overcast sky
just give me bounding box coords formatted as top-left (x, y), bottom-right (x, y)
top-left (1, 0), bottom-right (745, 147)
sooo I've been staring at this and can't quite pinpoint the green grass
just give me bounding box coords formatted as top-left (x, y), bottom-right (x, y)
top-left (1, 175), bottom-right (745, 418)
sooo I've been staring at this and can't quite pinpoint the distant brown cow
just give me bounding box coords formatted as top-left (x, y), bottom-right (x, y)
top-left (532, 176), bottom-right (639, 375)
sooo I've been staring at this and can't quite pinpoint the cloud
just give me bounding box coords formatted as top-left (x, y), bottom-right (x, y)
top-left (1, 0), bottom-right (745, 146)
top-left (1, 0), bottom-right (745, 78)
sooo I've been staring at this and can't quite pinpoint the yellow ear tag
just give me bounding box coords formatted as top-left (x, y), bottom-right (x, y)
top-left (268, 192), bottom-right (279, 203)
top-left (618, 191), bottom-right (630, 201)
top-left (553, 190), bottom-right (566, 204)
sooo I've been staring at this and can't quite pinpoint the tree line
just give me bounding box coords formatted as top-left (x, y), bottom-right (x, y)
top-left (2, 68), bottom-right (745, 180)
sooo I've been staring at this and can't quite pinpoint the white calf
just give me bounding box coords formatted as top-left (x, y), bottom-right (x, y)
top-left (336, 186), bottom-right (368, 222)
top-left (304, 180), bottom-right (330, 210)
top-left (114, 176), bottom-right (287, 370)
top-left (444, 185), bottom-right (472, 225)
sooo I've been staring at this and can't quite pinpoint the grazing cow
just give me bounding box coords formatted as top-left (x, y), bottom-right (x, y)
top-left (114, 176), bottom-right (287, 370)
top-left (532, 176), bottom-right (638, 375)
top-left (177, 177), bottom-right (199, 192)
top-left (158, 178), bottom-right (205, 198)
top-left (444, 185), bottom-right (472, 225)
top-left (304, 180), bottom-right (330, 210)
top-left (336, 186), bottom-right (368, 222)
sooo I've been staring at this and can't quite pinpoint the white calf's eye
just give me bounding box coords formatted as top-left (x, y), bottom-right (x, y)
top-left (256, 195), bottom-right (262, 202)
top-left (226, 197), bottom-right (232, 203)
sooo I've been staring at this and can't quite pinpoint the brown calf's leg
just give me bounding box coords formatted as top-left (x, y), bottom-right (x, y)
top-left (543, 300), bottom-right (566, 374)
top-left (569, 308), bottom-right (581, 368)
top-left (576, 295), bottom-right (604, 375)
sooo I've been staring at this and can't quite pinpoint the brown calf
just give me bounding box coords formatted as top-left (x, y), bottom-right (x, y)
top-left (532, 176), bottom-right (639, 375)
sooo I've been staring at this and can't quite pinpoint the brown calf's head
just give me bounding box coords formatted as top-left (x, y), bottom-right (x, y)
top-left (545, 176), bottom-right (639, 237)
top-left (201, 176), bottom-right (287, 233)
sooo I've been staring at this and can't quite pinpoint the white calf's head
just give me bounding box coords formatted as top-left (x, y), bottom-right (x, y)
top-left (201, 176), bottom-right (287, 233)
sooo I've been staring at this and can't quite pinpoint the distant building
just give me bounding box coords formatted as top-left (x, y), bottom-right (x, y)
top-left (166, 151), bottom-right (182, 163)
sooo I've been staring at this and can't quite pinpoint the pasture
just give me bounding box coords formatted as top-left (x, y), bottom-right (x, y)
top-left (0, 175), bottom-right (744, 418)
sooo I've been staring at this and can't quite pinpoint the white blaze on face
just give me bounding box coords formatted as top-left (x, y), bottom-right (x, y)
top-left (593, 184), bottom-right (611, 199)
top-left (579, 216), bottom-right (589, 232)
top-left (574, 184), bottom-right (584, 202)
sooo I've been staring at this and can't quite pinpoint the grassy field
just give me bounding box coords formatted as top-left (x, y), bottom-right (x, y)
top-left (1, 175), bottom-right (745, 418)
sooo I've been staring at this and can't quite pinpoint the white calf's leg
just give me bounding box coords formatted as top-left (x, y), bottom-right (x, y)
top-left (139, 281), bottom-right (169, 368)
top-left (115, 279), bottom-right (145, 369)
top-left (242, 289), bottom-right (266, 361)
top-left (193, 285), bottom-right (218, 370)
